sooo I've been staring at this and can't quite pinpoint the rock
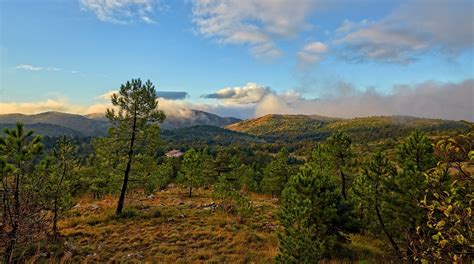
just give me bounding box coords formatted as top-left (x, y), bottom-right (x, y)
top-left (179, 214), bottom-right (186, 218)
top-left (167, 217), bottom-right (174, 222)
top-left (147, 194), bottom-right (155, 199)
top-left (127, 253), bottom-right (144, 259)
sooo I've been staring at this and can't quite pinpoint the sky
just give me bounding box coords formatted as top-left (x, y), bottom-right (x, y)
top-left (0, 0), bottom-right (473, 120)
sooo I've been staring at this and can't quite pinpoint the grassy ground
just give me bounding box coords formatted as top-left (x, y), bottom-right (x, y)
top-left (27, 187), bottom-right (390, 263)
top-left (55, 187), bottom-right (279, 263)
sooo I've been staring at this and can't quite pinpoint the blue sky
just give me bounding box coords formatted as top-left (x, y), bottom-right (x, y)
top-left (0, 0), bottom-right (473, 120)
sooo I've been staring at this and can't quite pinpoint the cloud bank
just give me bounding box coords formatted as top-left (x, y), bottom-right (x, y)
top-left (202, 79), bottom-right (474, 121)
top-left (1, 79), bottom-right (472, 121)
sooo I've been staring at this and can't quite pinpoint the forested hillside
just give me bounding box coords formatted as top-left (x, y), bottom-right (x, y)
top-left (227, 114), bottom-right (470, 141)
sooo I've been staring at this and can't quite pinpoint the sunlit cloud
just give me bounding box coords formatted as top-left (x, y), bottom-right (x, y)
top-left (80, 0), bottom-right (166, 24)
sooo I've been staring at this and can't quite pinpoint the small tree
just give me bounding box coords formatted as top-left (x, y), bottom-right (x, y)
top-left (48, 136), bottom-right (80, 238)
top-left (261, 148), bottom-right (291, 197)
top-left (325, 131), bottom-right (353, 200)
top-left (309, 143), bottom-right (330, 174)
top-left (106, 78), bottom-right (165, 215)
top-left (0, 123), bottom-right (43, 263)
top-left (353, 152), bottom-right (402, 258)
top-left (143, 158), bottom-right (173, 195)
top-left (397, 129), bottom-right (436, 172)
top-left (178, 149), bottom-right (207, 197)
top-left (277, 165), bottom-right (358, 263)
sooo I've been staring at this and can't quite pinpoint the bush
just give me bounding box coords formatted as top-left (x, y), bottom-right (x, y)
top-left (153, 209), bottom-right (162, 218)
top-left (114, 208), bottom-right (139, 219)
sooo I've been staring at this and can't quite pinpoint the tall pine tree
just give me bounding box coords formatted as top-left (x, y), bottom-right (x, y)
top-left (106, 79), bottom-right (165, 215)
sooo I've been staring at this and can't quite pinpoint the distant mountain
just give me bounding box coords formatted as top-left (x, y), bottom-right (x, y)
top-left (161, 110), bottom-right (241, 129)
top-left (226, 114), bottom-right (471, 141)
top-left (0, 110), bottom-right (242, 137)
top-left (0, 123), bottom-right (84, 137)
top-left (85, 109), bottom-right (241, 130)
top-left (0, 112), bottom-right (109, 137)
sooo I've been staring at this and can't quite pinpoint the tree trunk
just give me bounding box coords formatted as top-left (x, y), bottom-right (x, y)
top-left (375, 202), bottom-right (402, 259)
top-left (4, 173), bottom-right (20, 263)
top-left (52, 198), bottom-right (58, 237)
top-left (53, 163), bottom-right (67, 237)
top-left (340, 169), bottom-right (347, 199)
top-left (189, 186), bottom-right (192, 197)
top-left (115, 115), bottom-right (137, 216)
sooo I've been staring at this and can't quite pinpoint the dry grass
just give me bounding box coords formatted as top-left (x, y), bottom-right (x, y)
top-left (56, 187), bottom-right (279, 263)
top-left (22, 187), bottom-right (390, 263)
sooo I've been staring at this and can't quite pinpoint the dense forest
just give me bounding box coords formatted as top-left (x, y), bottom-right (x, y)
top-left (1, 79), bottom-right (472, 263)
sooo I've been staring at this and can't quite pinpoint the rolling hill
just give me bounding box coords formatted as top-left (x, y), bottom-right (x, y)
top-left (0, 112), bottom-right (109, 137)
top-left (85, 109), bottom-right (241, 130)
top-left (226, 114), bottom-right (471, 141)
top-left (0, 123), bottom-right (84, 137)
top-left (0, 110), bottom-right (242, 137)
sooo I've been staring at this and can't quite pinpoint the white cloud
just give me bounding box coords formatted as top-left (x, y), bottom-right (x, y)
top-left (334, 0), bottom-right (474, 63)
top-left (191, 0), bottom-right (318, 58)
top-left (200, 79), bottom-right (474, 121)
top-left (80, 0), bottom-right (164, 24)
top-left (297, 41), bottom-right (328, 67)
top-left (254, 79), bottom-right (474, 121)
top-left (201, 83), bottom-right (272, 104)
top-left (15, 64), bottom-right (61, 71)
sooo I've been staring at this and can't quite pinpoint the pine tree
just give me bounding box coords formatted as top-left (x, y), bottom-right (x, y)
top-left (261, 148), bottom-right (291, 197)
top-left (0, 123), bottom-right (43, 263)
top-left (48, 136), bottom-right (80, 238)
top-left (353, 152), bottom-right (402, 258)
top-left (276, 165), bottom-right (358, 263)
top-left (179, 149), bottom-right (207, 197)
top-left (106, 78), bottom-right (165, 215)
top-left (325, 131), bottom-right (353, 199)
top-left (397, 129), bottom-right (436, 172)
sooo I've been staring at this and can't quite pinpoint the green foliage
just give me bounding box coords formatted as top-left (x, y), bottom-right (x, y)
top-left (178, 148), bottom-right (213, 197)
top-left (308, 143), bottom-right (331, 174)
top-left (352, 152), bottom-right (402, 258)
top-left (114, 208), bottom-right (140, 219)
top-left (212, 161), bottom-right (253, 221)
top-left (44, 136), bottom-right (80, 236)
top-left (238, 164), bottom-right (259, 193)
top-left (277, 165), bottom-right (358, 263)
top-left (261, 148), bottom-right (292, 196)
top-left (325, 131), bottom-right (354, 199)
top-left (143, 159), bottom-right (173, 195)
top-left (0, 123), bottom-right (45, 262)
top-left (212, 171), bottom-right (240, 210)
top-left (153, 209), bottom-right (162, 218)
top-left (397, 129), bottom-right (436, 172)
top-left (408, 133), bottom-right (473, 263)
